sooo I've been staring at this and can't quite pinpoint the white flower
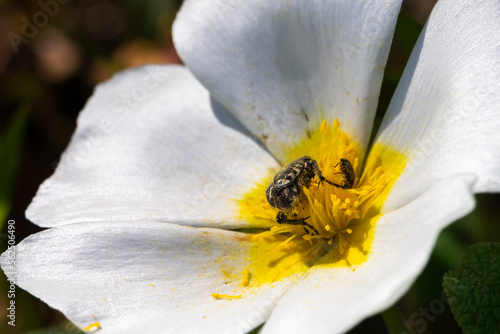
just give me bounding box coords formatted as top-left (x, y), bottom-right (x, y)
top-left (3, 0), bottom-right (500, 333)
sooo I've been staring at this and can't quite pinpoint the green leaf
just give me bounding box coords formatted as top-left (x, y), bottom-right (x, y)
top-left (0, 103), bottom-right (29, 226)
top-left (443, 242), bottom-right (500, 334)
top-left (381, 306), bottom-right (411, 334)
top-left (247, 324), bottom-right (263, 334)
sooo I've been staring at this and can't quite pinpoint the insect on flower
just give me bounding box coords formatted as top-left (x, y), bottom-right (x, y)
top-left (334, 158), bottom-right (355, 189)
top-left (265, 156), bottom-right (354, 230)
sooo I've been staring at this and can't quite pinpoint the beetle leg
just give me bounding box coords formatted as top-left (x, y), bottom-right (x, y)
top-left (310, 159), bottom-right (344, 189)
top-left (331, 172), bottom-right (350, 189)
top-left (276, 212), bottom-right (318, 235)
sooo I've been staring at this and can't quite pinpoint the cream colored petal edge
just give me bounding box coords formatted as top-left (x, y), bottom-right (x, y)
top-left (261, 174), bottom-right (476, 334)
top-left (373, 0), bottom-right (500, 211)
top-left (26, 65), bottom-right (278, 228)
top-left (174, 0), bottom-right (403, 162)
top-left (1, 222), bottom-right (297, 334)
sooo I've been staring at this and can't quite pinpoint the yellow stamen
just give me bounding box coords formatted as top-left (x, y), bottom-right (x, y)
top-left (237, 119), bottom-right (406, 285)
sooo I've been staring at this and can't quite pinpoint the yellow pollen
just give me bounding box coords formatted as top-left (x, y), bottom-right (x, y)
top-left (211, 293), bottom-right (242, 300)
top-left (240, 267), bottom-right (250, 287)
top-left (237, 119), bottom-right (407, 285)
top-left (84, 322), bottom-right (101, 332)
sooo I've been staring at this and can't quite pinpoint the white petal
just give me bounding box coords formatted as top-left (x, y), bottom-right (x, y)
top-left (373, 0), bottom-right (500, 211)
top-left (174, 0), bottom-right (403, 161)
top-left (26, 65), bottom-right (278, 228)
top-left (262, 175), bottom-right (475, 334)
top-left (1, 222), bottom-right (296, 334)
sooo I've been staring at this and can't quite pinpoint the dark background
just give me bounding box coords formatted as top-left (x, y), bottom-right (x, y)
top-left (0, 0), bottom-right (498, 333)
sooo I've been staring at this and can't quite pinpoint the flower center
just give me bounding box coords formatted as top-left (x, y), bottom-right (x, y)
top-left (237, 119), bottom-right (406, 284)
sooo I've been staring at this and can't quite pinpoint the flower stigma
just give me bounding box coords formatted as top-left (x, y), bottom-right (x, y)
top-left (237, 119), bottom-right (406, 285)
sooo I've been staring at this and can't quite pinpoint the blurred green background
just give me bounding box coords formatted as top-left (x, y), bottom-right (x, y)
top-left (0, 0), bottom-right (498, 333)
